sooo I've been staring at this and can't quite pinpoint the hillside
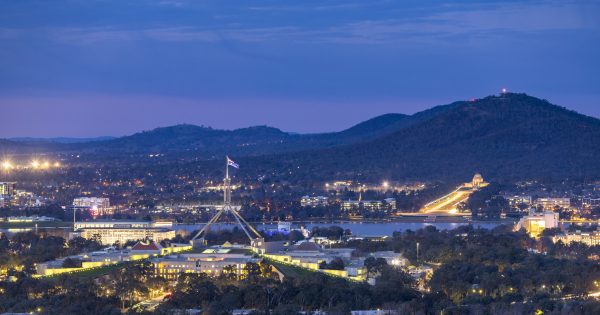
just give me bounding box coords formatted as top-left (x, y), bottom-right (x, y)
top-left (77, 124), bottom-right (293, 155)
top-left (2, 93), bottom-right (599, 182)
top-left (0, 111), bottom-right (439, 156)
top-left (244, 93), bottom-right (600, 182)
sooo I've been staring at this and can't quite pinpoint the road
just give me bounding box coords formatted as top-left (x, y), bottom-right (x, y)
top-left (420, 187), bottom-right (473, 214)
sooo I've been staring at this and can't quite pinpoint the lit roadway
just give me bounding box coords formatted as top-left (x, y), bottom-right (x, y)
top-left (420, 187), bottom-right (472, 214)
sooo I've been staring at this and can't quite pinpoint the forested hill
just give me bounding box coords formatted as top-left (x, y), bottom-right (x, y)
top-left (0, 107), bottom-right (455, 156)
top-left (2, 93), bottom-right (600, 182)
top-left (241, 93), bottom-right (600, 182)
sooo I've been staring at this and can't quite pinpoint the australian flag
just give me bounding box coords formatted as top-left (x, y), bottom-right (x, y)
top-left (227, 156), bottom-right (239, 169)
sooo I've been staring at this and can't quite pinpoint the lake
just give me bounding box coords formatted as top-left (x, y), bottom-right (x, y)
top-left (0, 221), bottom-right (510, 237)
top-left (174, 221), bottom-right (507, 237)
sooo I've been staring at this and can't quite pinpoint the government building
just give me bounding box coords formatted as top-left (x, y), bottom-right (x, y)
top-left (71, 220), bottom-right (175, 245)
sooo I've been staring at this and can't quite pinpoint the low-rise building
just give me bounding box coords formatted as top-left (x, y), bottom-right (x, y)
top-left (73, 197), bottom-right (111, 216)
top-left (0, 182), bottom-right (16, 198)
top-left (341, 198), bottom-right (396, 213)
top-left (534, 198), bottom-right (571, 211)
top-left (151, 247), bottom-right (260, 281)
top-left (6, 216), bottom-right (58, 222)
top-left (552, 231), bottom-right (600, 246)
top-left (35, 241), bottom-right (190, 277)
top-left (582, 198), bottom-right (600, 209)
top-left (514, 210), bottom-right (559, 237)
top-left (263, 241), bottom-right (367, 281)
top-left (72, 220), bottom-right (175, 245)
top-left (506, 195), bottom-right (533, 207)
top-left (301, 196), bottom-right (329, 207)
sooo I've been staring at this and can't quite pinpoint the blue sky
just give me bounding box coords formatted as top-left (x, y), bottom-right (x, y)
top-left (1, 0), bottom-right (599, 137)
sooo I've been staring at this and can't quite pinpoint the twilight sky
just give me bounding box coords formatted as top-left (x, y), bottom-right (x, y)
top-left (1, 0), bottom-right (599, 137)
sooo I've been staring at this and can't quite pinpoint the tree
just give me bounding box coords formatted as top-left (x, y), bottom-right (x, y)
top-left (364, 257), bottom-right (387, 276)
top-left (61, 258), bottom-right (82, 268)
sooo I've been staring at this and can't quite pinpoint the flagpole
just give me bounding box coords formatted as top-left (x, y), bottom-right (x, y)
top-left (225, 156), bottom-right (229, 180)
top-left (224, 157), bottom-right (229, 205)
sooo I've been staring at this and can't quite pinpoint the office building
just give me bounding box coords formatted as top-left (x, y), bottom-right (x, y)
top-left (514, 209), bottom-right (559, 237)
top-left (300, 196), bottom-right (329, 207)
top-left (151, 247), bottom-right (261, 281)
top-left (341, 198), bottom-right (396, 212)
top-left (36, 242), bottom-right (190, 277)
top-left (73, 197), bottom-right (111, 216)
top-left (0, 182), bottom-right (16, 198)
top-left (506, 195), bottom-right (533, 207)
top-left (263, 241), bottom-right (367, 281)
top-left (582, 198), bottom-right (600, 209)
top-left (534, 198), bottom-right (570, 211)
top-left (72, 220), bottom-right (175, 245)
top-left (552, 231), bottom-right (600, 246)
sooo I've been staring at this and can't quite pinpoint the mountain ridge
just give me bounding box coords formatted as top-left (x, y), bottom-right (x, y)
top-left (2, 93), bottom-right (599, 182)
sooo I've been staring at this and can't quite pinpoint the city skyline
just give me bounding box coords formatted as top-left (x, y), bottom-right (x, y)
top-left (2, 0), bottom-right (600, 137)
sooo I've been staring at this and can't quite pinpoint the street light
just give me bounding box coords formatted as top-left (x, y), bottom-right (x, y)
top-left (382, 181), bottom-right (389, 189)
top-left (416, 242), bottom-right (420, 265)
top-left (31, 160), bottom-right (40, 169)
top-left (1, 161), bottom-right (11, 170)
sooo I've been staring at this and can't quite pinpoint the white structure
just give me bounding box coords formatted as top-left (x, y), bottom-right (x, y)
top-left (553, 231), bottom-right (600, 246)
top-left (514, 209), bottom-right (559, 237)
top-left (151, 247), bottom-right (260, 281)
top-left (36, 242), bottom-right (191, 277)
top-left (73, 197), bottom-right (111, 216)
top-left (73, 220), bottom-right (175, 245)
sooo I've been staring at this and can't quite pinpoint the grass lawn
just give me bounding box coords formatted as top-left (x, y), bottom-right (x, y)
top-left (262, 258), bottom-right (319, 279)
top-left (40, 262), bottom-right (134, 281)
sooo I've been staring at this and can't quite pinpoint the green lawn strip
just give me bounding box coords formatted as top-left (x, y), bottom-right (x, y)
top-left (40, 261), bottom-right (135, 281)
top-left (261, 257), bottom-right (358, 282)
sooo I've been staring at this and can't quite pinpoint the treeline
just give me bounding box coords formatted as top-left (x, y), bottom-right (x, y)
top-left (340, 225), bottom-right (600, 313)
top-left (0, 232), bottom-right (102, 277)
top-left (157, 262), bottom-right (422, 315)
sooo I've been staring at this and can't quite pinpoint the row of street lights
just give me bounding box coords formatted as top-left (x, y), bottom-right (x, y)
top-left (1, 160), bottom-right (62, 171)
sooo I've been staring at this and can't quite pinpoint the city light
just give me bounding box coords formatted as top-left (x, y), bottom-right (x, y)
top-left (1, 159), bottom-right (65, 170)
top-left (2, 161), bottom-right (12, 170)
top-left (382, 181), bottom-right (389, 189)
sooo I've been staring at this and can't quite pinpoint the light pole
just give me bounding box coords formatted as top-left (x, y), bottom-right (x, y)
top-left (416, 242), bottom-right (420, 265)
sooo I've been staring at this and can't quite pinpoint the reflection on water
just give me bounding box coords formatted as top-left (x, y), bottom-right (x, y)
top-left (174, 221), bottom-right (505, 237)
top-left (0, 222), bottom-right (507, 237)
